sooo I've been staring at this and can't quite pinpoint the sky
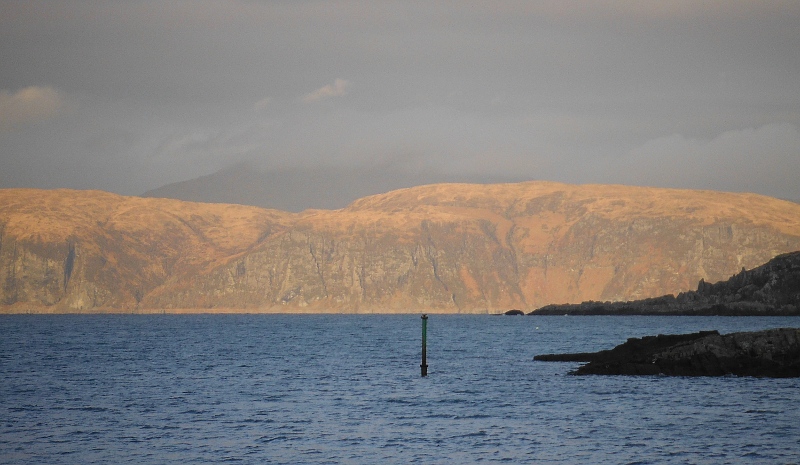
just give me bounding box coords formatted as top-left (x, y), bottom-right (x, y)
top-left (1, 0), bottom-right (799, 202)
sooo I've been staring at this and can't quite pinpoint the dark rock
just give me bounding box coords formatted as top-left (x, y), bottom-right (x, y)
top-left (533, 352), bottom-right (601, 362)
top-left (503, 309), bottom-right (525, 315)
top-left (535, 328), bottom-right (800, 377)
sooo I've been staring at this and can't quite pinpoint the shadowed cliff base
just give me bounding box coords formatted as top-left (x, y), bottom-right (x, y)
top-left (535, 328), bottom-right (800, 377)
top-left (530, 251), bottom-right (800, 316)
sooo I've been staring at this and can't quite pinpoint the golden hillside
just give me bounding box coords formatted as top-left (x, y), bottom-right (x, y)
top-left (2, 183), bottom-right (800, 313)
top-left (0, 189), bottom-right (292, 311)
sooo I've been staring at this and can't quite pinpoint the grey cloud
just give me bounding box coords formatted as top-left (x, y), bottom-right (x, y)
top-left (604, 123), bottom-right (800, 198)
top-left (302, 79), bottom-right (350, 103)
top-left (0, 0), bottom-right (798, 201)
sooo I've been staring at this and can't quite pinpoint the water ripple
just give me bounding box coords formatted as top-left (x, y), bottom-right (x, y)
top-left (2, 314), bottom-right (799, 464)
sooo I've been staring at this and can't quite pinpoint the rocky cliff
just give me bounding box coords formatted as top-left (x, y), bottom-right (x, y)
top-left (3, 182), bottom-right (800, 313)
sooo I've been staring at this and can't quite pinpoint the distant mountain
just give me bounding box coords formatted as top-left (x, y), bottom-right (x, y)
top-left (532, 251), bottom-right (800, 315)
top-left (3, 182), bottom-right (800, 313)
top-left (142, 162), bottom-right (524, 211)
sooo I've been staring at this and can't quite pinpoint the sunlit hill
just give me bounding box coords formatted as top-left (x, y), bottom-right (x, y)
top-left (2, 182), bottom-right (800, 313)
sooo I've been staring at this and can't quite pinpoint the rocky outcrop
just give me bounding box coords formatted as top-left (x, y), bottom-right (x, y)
top-left (503, 309), bottom-right (525, 315)
top-left (535, 328), bottom-right (800, 377)
top-left (532, 251), bottom-right (800, 315)
top-left (3, 183), bottom-right (800, 313)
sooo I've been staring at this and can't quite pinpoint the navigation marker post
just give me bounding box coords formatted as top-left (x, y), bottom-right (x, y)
top-left (421, 314), bottom-right (428, 377)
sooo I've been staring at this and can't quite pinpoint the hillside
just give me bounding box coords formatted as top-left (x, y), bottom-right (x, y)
top-left (3, 182), bottom-right (800, 313)
top-left (532, 251), bottom-right (800, 315)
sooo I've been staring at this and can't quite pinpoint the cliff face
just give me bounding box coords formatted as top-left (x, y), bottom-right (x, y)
top-left (0, 189), bottom-right (290, 312)
top-left (3, 182), bottom-right (800, 313)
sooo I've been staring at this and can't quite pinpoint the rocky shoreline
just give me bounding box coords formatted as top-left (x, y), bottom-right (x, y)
top-left (530, 251), bottom-right (800, 316)
top-left (535, 327), bottom-right (800, 377)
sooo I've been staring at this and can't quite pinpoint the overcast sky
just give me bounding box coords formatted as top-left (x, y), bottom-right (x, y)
top-left (1, 1), bottom-right (799, 200)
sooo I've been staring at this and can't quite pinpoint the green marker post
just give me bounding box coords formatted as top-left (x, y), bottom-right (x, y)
top-left (421, 314), bottom-right (428, 377)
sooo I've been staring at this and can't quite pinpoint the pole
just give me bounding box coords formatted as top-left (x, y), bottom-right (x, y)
top-left (421, 314), bottom-right (428, 377)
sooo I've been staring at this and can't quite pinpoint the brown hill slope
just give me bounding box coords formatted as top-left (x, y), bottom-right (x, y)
top-left (2, 182), bottom-right (800, 313)
top-left (0, 189), bottom-right (291, 311)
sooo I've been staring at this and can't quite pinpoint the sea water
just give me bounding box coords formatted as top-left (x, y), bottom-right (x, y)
top-left (1, 314), bottom-right (799, 464)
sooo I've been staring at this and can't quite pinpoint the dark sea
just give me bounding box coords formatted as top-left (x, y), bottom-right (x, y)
top-left (2, 314), bottom-right (799, 464)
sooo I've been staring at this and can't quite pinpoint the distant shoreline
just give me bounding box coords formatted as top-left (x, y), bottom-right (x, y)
top-left (528, 251), bottom-right (800, 317)
top-left (528, 304), bottom-right (800, 317)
